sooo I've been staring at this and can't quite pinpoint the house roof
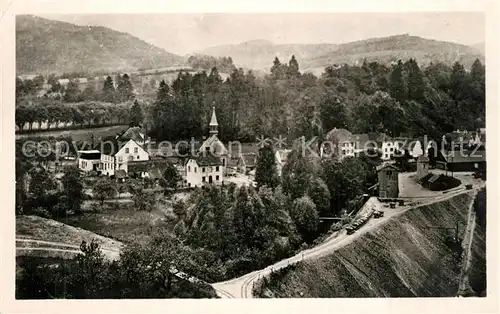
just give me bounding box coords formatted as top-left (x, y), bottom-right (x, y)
top-left (326, 128), bottom-right (354, 144)
top-left (93, 136), bottom-right (124, 156)
top-left (228, 157), bottom-right (239, 167)
top-left (119, 126), bottom-right (146, 143)
top-left (209, 107), bottom-right (218, 126)
top-left (239, 153), bottom-right (258, 167)
top-left (417, 155), bottom-right (429, 162)
top-left (440, 150), bottom-right (486, 163)
top-left (376, 163), bottom-right (400, 172)
top-left (199, 134), bottom-right (228, 155)
top-left (191, 155), bottom-right (222, 167)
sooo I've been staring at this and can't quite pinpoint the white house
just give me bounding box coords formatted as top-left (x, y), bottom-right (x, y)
top-left (184, 156), bottom-right (223, 188)
top-left (381, 140), bottom-right (396, 160)
top-left (77, 150), bottom-right (102, 173)
top-left (78, 138), bottom-right (149, 176)
top-left (114, 139), bottom-right (150, 173)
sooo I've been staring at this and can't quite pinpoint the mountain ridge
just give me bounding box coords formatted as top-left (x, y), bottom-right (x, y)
top-left (16, 15), bottom-right (185, 75)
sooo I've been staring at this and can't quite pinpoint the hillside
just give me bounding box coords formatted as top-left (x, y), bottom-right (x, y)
top-left (254, 192), bottom-right (486, 297)
top-left (16, 15), bottom-right (185, 75)
top-left (471, 42), bottom-right (485, 55)
top-left (199, 35), bottom-right (484, 73)
top-left (197, 39), bottom-right (339, 71)
top-left (303, 34), bottom-right (484, 71)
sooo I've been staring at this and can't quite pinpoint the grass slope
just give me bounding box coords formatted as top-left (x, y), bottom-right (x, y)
top-left (17, 15), bottom-right (184, 75)
top-left (255, 192), bottom-right (485, 297)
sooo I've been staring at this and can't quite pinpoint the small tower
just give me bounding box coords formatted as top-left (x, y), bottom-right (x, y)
top-left (209, 106), bottom-right (218, 136)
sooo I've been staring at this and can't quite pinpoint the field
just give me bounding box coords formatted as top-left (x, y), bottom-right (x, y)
top-left (61, 198), bottom-right (177, 246)
top-left (16, 125), bottom-right (129, 143)
top-left (16, 215), bottom-right (124, 260)
top-left (253, 192), bottom-right (486, 297)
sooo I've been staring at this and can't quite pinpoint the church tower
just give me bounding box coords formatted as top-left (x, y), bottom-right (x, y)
top-left (209, 106), bottom-right (218, 136)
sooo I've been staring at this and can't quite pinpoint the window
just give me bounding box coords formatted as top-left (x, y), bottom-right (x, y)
top-left (125, 148), bottom-right (129, 153)
top-left (118, 156), bottom-right (123, 162)
top-left (188, 183), bottom-right (191, 187)
top-left (202, 177), bottom-right (206, 182)
top-left (202, 167), bottom-right (205, 172)
top-left (188, 166), bottom-right (191, 172)
top-left (216, 166), bottom-right (219, 172)
top-left (137, 155), bottom-right (140, 159)
top-left (385, 148), bottom-right (388, 152)
top-left (128, 155), bottom-right (133, 161)
top-left (216, 175), bottom-right (220, 181)
top-left (222, 159), bottom-right (225, 166)
top-left (134, 147), bottom-right (138, 153)
top-left (194, 167), bottom-right (197, 173)
top-left (390, 147), bottom-right (394, 152)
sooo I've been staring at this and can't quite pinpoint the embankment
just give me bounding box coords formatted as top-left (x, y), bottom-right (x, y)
top-left (254, 192), bottom-right (486, 297)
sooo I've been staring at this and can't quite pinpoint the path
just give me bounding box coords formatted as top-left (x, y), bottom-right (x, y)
top-left (457, 189), bottom-right (478, 296)
top-left (213, 184), bottom-right (485, 298)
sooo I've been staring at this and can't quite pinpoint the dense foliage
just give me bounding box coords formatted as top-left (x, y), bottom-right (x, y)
top-left (149, 57), bottom-right (484, 142)
top-left (187, 55), bottom-right (236, 73)
top-left (16, 239), bottom-right (217, 299)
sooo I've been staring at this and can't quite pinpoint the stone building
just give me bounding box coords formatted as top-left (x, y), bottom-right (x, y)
top-left (376, 163), bottom-right (400, 198)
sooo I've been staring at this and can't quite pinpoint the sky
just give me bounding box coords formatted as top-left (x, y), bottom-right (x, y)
top-left (40, 12), bottom-right (485, 55)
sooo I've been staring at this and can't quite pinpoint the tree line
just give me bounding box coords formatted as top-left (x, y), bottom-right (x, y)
top-left (187, 55), bottom-right (236, 73)
top-left (149, 56), bottom-right (485, 143)
top-left (16, 73), bottom-right (136, 104)
top-left (15, 100), bottom-right (144, 131)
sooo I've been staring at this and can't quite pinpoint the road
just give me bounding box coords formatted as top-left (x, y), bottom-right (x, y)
top-left (212, 182), bottom-right (485, 298)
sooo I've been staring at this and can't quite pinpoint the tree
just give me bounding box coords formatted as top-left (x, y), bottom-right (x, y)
top-left (61, 166), bottom-right (85, 214)
top-left (389, 60), bottom-right (407, 102)
top-left (81, 83), bottom-right (98, 101)
top-left (93, 179), bottom-right (117, 205)
top-left (281, 148), bottom-right (316, 200)
top-left (64, 79), bottom-right (82, 102)
top-left (288, 55), bottom-right (300, 77)
top-left (405, 58), bottom-right (425, 102)
top-left (117, 74), bottom-right (135, 102)
top-left (255, 144), bottom-right (279, 189)
top-left (101, 76), bottom-right (116, 103)
top-left (132, 190), bottom-right (156, 211)
top-left (307, 178), bottom-right (331, 217)
top-left (129, 100), bottom-right (144, 126)
top-left (290, 196), bottom-right (319, 242)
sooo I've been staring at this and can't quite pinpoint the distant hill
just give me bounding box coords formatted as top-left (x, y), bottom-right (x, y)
top-left (302, 34), bottom-right (485, 71)
top-left (471, 42), bottom-right (485, 55)
top-left (16, 15), bottom-right (185, 75)
top-left (199, 35), bottom-right (484, 74)
top-left (197, 39), bottom-right (339, 72)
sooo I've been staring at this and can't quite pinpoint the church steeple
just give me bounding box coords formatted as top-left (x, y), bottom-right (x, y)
top-left (209, 106), bottom-right (218, 136)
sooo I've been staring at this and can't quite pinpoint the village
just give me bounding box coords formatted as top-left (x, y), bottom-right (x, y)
top-left (12, 12), bottom-right (488, 302)
top-left (71, 104), bottom-right (486, 204)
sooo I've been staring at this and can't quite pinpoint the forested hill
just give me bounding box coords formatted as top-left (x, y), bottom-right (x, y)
top-left (197, 39), bottom-right (339, 72)
top-left (16, 15), bottom-right (185, 75)
top-left (198, 35), bottom-right (484, 73)
top-left (303, 34), bottom-right (484, 72)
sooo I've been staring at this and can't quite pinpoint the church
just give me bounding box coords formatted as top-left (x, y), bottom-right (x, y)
top-left (183, 107), bottom-right (229, 187)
